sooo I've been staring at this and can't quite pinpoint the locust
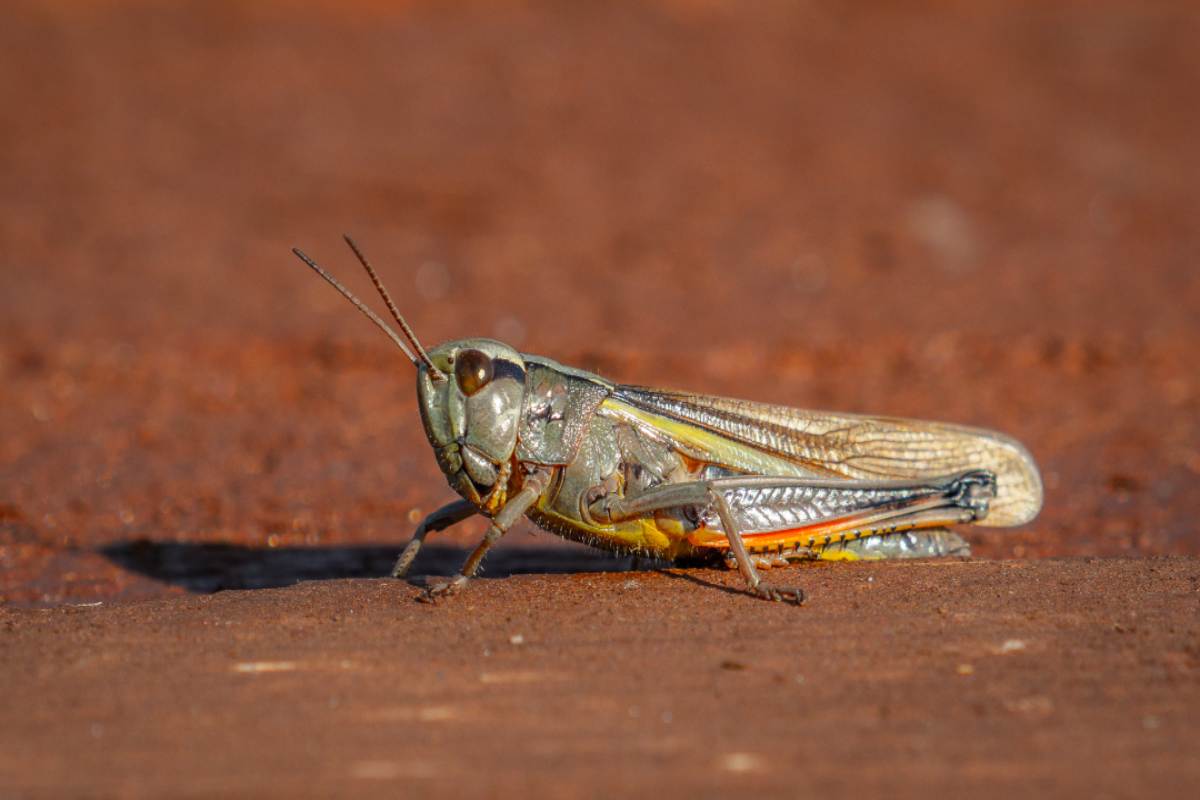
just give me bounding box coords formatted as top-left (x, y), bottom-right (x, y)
top-left (292, 237), bottom-right (1043, 605)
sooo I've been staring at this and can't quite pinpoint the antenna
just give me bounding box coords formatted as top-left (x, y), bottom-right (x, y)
top-left (341, 235), bottom-right (443, 379)
top-left (291, 247), bottom-right (447, 381)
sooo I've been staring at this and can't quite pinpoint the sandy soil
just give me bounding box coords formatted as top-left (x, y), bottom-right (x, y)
top-left (1, 1), bottom-right (1198, 796)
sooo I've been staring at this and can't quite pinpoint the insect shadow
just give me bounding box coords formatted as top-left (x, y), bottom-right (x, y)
top-left (99, 539), bottom-right (657, 594)
top-left (652, 567), bottom-right (760, 599)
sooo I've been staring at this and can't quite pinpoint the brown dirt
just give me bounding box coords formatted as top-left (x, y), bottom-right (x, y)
top-left (3, 560), bottom-right (1199, 798)
top-left (1, 1), bottom-right (1198, 796)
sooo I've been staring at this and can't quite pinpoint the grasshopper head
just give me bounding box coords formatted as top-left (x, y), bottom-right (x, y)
top-left (291, 240), bottom-right (527, 511)
top-left (418, 338), bottom-right (527, 508)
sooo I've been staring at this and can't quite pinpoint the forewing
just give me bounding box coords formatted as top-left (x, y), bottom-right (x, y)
top-left (610, 386), bottom-right (1042, 527)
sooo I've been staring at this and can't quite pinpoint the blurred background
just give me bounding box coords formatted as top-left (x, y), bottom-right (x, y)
top-left (2, 0), bottom-right (1198, 605)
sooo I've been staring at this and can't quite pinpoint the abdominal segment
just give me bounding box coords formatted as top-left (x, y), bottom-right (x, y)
top-left (692, 528), bottom-right (971, 569)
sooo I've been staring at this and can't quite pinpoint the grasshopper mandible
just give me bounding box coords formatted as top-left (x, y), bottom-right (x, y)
top-left (293, 237), bottom-right (1043, 605)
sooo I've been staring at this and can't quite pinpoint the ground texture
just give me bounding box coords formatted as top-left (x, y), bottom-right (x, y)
top-left (3, 561), bottom-right (1199, 798)
top-left (1, 1), bottom-right (1198, 797)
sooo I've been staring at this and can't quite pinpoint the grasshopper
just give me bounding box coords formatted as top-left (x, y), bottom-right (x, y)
top-left (293, 237), bottom-right (1043, 605)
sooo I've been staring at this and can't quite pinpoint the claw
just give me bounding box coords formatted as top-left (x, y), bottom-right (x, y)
top-left (750, 582), bottom-right (806, 606)
top-left (417, 576), bottom-right (469, 603)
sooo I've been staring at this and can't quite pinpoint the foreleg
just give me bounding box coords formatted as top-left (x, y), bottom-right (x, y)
top-left (419, 470), bottom-right (551, 602)
top-left (391, 499), bottom-right (477, 578)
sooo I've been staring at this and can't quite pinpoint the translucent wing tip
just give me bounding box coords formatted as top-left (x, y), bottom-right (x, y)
top-left (975, 433), bottom-right (1043, 527)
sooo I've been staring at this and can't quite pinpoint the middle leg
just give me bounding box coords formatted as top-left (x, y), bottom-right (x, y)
top-left (707, 486), bottom-right (806, 604)
top-left (590, 479), bottom-right (805, 605)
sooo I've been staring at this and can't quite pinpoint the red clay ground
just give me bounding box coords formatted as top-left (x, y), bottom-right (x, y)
top-left (1, 1), bottom-right (1198, 797)
top-left (3, 560), bottom-right (1199, 798)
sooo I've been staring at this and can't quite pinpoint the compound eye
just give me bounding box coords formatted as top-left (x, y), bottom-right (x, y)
top-left (454, 349), bottom-right (493, 396)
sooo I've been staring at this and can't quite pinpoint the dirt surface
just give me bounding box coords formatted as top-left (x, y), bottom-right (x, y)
top-left (1, 1), bottom-right (1198, 797)
top-left (3, 560), bottom-right (1199, 798)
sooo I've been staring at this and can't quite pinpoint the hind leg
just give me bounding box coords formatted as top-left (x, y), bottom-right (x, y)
top-left (590, 471), bottom-right (995, 603)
